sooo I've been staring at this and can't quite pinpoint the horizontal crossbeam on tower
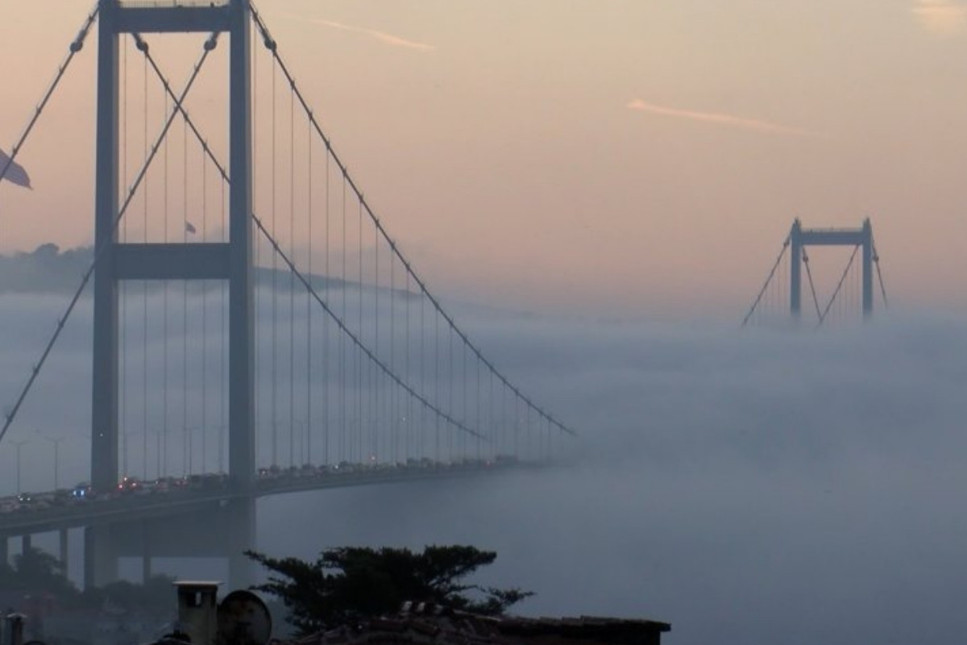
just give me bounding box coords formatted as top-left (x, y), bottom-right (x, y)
top-left (115, 243), bottom-right (231, 280)
top-left (797, 229), bottom-right (868, 246)
top-left (113, 2), bottom-right (230, 34)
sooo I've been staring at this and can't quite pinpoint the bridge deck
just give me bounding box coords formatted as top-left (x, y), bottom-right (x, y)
top-left (0, 461), bottom-right (537, 537)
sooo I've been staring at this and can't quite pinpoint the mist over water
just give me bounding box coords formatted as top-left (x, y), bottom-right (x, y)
top-left (0, 290), bottom-right (965, 645)
top-left (257, 313), bottom-right (967, 645)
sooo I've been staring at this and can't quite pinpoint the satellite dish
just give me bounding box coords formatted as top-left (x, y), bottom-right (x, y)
top-left (217, 590), bottom-right (272, 645)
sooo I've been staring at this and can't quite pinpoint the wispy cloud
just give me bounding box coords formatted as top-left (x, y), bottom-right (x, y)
top-left (280, 12), bottom-right (436, 52)
top-left (913, 0), bottom-right (967, 35)
top-left (626, 98), bottom-right (820, 138)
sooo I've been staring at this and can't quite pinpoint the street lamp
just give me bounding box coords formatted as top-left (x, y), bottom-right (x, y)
top-left (11, 439), bottom-right (28, 494)
top-left (216, 424), bottom-right (226, 474)
top-left (43, 435), bottom-right (67, 490)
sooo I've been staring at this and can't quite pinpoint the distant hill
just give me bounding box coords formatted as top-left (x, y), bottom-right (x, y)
top-left (0, 243), bottom-right (91, 294)
top-left (0, 243), bottom-right (416, 298)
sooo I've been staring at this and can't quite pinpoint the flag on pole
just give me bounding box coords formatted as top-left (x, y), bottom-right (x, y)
top-left (185, 221), bottom-right (197, 234)
top-left (0, 148), bottom-right (31, 189)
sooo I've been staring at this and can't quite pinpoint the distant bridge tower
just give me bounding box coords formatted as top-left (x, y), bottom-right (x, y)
top-left (789, 218), bottom-right (874, 319)
top-left (89, 0), bottom-right (254, 587)
top-left (742, 217), bottom-right (887, 327)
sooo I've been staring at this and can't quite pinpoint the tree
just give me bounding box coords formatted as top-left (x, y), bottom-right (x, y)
top-left (0, 548), bottom-right (79, 602)
top-left (246, 545), bottom-right (532, 634)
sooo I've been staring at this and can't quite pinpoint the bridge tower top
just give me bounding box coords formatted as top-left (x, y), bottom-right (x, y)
top-left (743, 217), bottom-right (887, 327)
top-left (789, 218), bottom-right (874, 320)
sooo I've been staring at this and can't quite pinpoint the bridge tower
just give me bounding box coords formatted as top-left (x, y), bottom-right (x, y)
top-left (789, 218), bottom-right (874, 320)
top-left (89, 0), bottom-right (255, 588)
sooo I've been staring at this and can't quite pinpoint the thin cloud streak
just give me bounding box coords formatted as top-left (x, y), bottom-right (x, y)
top-left (912, 0), bottom-right (967, 35)
top-left (281, 12), bottom-right (436, 52)
top-left (627, 98), bottom-right (821, 138)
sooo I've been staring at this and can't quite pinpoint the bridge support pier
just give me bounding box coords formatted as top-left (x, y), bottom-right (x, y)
top-left (21, 535), bottom-right (31, 555)
top-left (59, 529), bottom-right (69, 572)
top-left (84, 525), bottom-right (118, 590)
top-left (140, 521), bottom-right (154, 582)
top-left (0, 535), bottom-right (7, 567)
top-left (227, 496), bottom-right (256, 591)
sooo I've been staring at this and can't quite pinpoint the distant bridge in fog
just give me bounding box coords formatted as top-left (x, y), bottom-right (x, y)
top-left (742, 218), bottom-right (889, 328)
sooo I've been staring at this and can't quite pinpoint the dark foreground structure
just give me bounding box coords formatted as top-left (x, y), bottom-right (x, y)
top-left (290, 603), bottom-right (670, 645)
top-left (0, 581), bottom-right (670, 645)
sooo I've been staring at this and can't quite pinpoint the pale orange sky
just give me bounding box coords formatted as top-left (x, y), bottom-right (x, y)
top-left (1, 0), bottom-right (967, 318)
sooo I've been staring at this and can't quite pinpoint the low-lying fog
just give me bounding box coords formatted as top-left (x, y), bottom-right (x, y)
top-left (1, 290), bottom-right (965, 645)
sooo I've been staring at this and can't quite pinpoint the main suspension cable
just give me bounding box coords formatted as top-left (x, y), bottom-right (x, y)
top-left (252, 215), bottom-right (485, 440)
top-left (741, 237), bottom-right (790, 327)
top-left (248, 3), bottom-right (574, 437)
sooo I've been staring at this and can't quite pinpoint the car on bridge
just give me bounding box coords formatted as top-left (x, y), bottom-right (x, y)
top-left (71, 482), bottom-right (94, 500)
top-left (117, 476), bottom-right (144, 495)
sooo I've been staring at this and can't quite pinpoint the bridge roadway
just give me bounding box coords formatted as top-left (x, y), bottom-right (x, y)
top-left (0, 460), bottom-right (535, 538)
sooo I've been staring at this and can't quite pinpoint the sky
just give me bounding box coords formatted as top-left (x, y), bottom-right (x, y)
top-left (1, 1), bottom-right (967, 318)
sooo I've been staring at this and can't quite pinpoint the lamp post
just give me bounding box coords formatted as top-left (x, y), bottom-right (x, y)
top-left (216, 424), bottom-right (226, 474)
top-left (11, 440), bottom-right (28, 494)
top-left (44, 435), bottom-right (67, 490)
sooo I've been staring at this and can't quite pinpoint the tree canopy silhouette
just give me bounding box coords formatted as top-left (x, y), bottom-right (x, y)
top-left (246, 545), bottom-right (532, 634)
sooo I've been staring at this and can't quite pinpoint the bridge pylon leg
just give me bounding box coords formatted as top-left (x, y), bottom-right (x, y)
top-left (0, 536), bottom-right (7, 567)
top-left (861, 218), bottom-right (873, 319)
top-left (789, 219), bottom-right (802, 321)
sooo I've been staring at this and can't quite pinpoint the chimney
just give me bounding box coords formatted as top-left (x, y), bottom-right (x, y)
top-left (175, 582), bottom-right (221, 645)
top-left (4, 613), bottom-right (25, 645)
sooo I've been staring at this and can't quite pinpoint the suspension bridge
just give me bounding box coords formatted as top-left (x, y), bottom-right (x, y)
top-left (0, 1), bottom-right (575, 589)
top-left (742, 218), bottom-right (889, 328)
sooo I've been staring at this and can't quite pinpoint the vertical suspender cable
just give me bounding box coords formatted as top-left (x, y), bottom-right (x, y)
top-left (271, 60), bottom-right (278, 467)
top-left (306, 115), bottom-right (313, 466)
top-left (120, 38), bottom-right (129, 479)
top-left (289, 84), bottom-right (296, 469)
top-left (252, 16), bottom-right (260, 466)
top-left (405, 270), bottom-right (411, 460)
top-left (162, 77), bottom-right (169, 478)
top-left (201, 143), bottom-right (208, 473)
top-left (374, 220), bottom-right (379, 460)
top-left (447, 328), bottom-right (456, 462)
top-left (420, 285), bottom-right (426, 459)
top-left (357, 198), bottom-right (364, 462)
top-left (390, 245), bottom-right (396, 462)
top-left (183, 120), bottom-right (190, 475)
top-left (220, 179), bottom-right (226, 473)
top-left (323, 147), bottom-right (332, 466)
top-left (142, 49), bottom-right (150, 480)
top-left (464, 343), bottom-right (470, 454)
top-left (340, 176), bottom-right (347, 463)
top-left (434, 315), bottom-right (440, 462)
